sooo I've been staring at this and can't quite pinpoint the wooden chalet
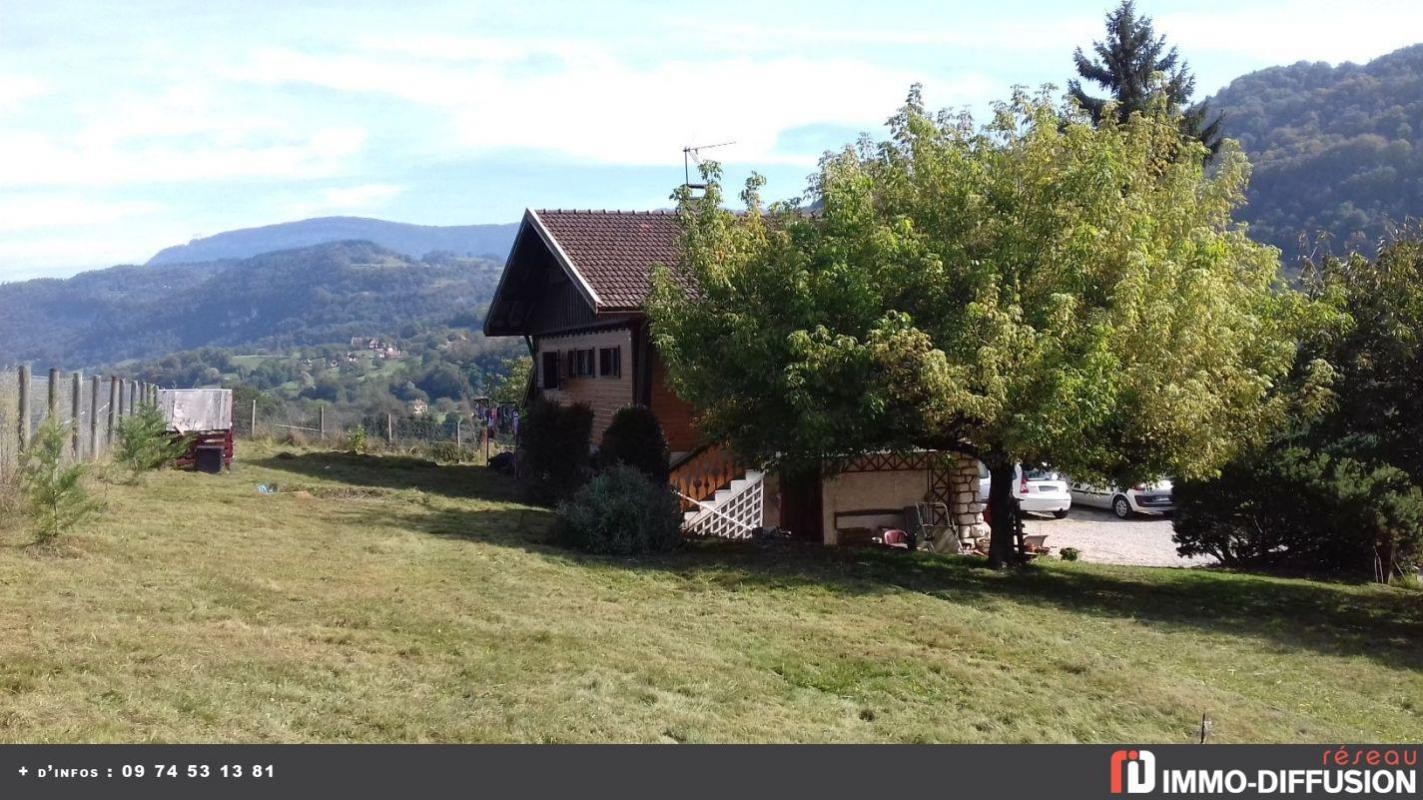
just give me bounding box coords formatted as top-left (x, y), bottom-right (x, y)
top-left (484, 209), bottom-right (986, 547)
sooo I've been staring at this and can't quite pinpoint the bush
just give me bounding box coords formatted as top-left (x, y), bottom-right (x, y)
top-left (519, 399), bottom-right (594, 505)
top-left (556, 464), bottom-right (683, 555)
top-left (19, 417), bottom-right (101, 541)
top-left (346, 426), bottom-right (368, 454)
top-left (424, 441), bottom-right (474, 463)
top-left (1059, 547), bottom-right (1080, 562)
top-left (113, 403), bottom-right (189, 476)
top-left (1174, 444), bottom-right (1423, 578)
top-left (1175, 237), bottom-right (1423, 582)
top-left (599, 405), bottom-right (670, 482)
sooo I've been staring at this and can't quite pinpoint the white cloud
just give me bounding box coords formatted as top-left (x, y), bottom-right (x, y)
top-left (0, 231), bottom-right (180, 279)
top-left (0, 126), bottom-right (367, 187)
top-left (1159, 2), bottom-right (1423, 66)
top-left (0, 195), bottom-right (164, 232)
top-left (352, 33), bottom-right (600, 64)
top-left (665, 17), bottom-right (1102, 55)
top-left (0, 73), bottom-right (47, 110)
top-left (287, 182), bottom-right (405, 218)
top-left (232, 43), bottom-right (995, 167)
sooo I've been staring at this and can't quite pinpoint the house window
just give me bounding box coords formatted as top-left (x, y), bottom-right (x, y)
top-left (565, 348), bottom-right (595, 379)
top-left (541, 351), bottom-right (561, 389)
top-left (577, 348), bottom-right (596, 377)
top-left (599, 346), bottom-right (621, 378)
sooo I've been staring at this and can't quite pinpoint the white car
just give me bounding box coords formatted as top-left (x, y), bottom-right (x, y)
top-left (1070, 479), bottom-right (1175, 519)
top-left (978, 463), bottom-right (1073, 519)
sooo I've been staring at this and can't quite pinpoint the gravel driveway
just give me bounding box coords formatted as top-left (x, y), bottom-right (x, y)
top-left (1021, 507), bottom-right (1217, 568)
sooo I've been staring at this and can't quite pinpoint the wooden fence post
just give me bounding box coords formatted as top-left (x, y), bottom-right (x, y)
top-left (89, 374), bottom-right (101, 458)
top-left (108, 376), bottom-right (119, 441)
top-left (70, 370), bottom-right (82, 458)
top-left (17, 364), bottom-right (30, 452)
top-left (250, 399), bottom-right (258, 439)
top-left (318, 405), bottom-right (326, 441)
top-left (455, 418), bottom-right (462, 449)
top-left (386, 412), bottom-right (394, 444)
top-left (48, 367), bottom-right (59, 418)
top-left (128, 381), bottom-right (137, 413)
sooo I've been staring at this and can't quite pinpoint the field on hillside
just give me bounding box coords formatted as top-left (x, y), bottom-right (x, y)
top-left (1, 444), bottom-right (1419, 743)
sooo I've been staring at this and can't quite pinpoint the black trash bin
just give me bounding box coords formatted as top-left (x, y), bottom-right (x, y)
top-left (195, 445), bottom-right (224, 474)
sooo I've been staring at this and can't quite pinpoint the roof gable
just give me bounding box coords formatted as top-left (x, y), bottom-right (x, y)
top-left (483, 209), bottom-right (687, 337)
top-left (532, 209), bottom-right (682, 312)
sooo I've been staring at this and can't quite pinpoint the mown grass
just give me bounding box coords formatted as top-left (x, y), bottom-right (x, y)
top-left (1, 443), bottom-right (1419, 743)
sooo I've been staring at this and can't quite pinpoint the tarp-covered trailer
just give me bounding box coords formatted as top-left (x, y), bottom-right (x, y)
top-left (157, 388), bottom-right (234, 471)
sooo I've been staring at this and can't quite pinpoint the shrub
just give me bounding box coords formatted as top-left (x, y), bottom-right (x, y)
top-left (424, 441), bottom-right (473, 463)
top-left (1059, 547), bottom-right (1080, 562)
top-left (19, 417), bottom-right (101, 541)
top-left (113, 403), bottom-right (189, 476)
top-left (556, 464), bottom-right (683, 555)
top-left (1174, 444), bottom-right (1423, 578)
top-left (519, 399), bottom-right (593, 505)
top-left (346, 426), bottom-right (368, 454)
top-left (599, 405), bottom-right (670, 482)
top-left (1175, 237), bottom-right (1423, 582)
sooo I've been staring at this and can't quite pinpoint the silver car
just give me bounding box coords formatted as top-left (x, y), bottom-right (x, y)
top-left (1069, 479), bottom-right (1175, 519)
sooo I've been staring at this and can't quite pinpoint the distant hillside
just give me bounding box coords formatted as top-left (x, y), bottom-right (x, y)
top-left (146, 216), bottom-right (518, 266)
top-left (0, 242), bottom-right (503, 367)
top-left (1210, 44), bottom-right (1423, 263)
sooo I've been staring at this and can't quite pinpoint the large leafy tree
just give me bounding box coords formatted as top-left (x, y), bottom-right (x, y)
top-left (650, 86), bottom-right (1319, 568)
top-left (1174, 236), bottom-right (1423, 578)
top-left (1070, 1), bottom-right (1223, 152)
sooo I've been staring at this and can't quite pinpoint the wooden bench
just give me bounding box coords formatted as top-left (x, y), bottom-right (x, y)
top-left (833, 508), bottom-right (907, 547)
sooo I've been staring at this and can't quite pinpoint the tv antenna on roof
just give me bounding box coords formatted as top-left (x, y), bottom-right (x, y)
top-left (683, 141), bottom-right (736, 190)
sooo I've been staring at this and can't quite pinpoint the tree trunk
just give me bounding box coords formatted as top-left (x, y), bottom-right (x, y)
top-left (986, 458), bottom-right (1018, 569)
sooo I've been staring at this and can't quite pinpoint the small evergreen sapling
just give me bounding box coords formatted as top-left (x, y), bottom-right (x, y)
top-left (113, 403), bottom-right (190, 477)
top-left (19, 417), bottom-right (101, 541)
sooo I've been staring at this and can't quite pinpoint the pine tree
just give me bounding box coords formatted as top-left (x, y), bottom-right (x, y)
top-left (1069, 1), bottom-right (1223, 153)
top-left (19, 417), bottom-right (101, 540)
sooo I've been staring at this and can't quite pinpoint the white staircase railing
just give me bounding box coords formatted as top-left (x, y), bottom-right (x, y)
top-left (678, 469), bottom-right (764, 539)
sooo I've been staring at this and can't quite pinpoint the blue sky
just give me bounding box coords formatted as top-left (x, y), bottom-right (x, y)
top-left (2, 0), bottom-right (1420, 280)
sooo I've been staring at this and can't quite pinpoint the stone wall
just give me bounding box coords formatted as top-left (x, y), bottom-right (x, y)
top-left (947, 453), bottom-right (988, 543)
top-left (815, 452), bottom-right (987, 547)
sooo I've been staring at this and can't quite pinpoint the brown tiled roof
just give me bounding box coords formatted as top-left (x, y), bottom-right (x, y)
top-left (532, 209), bottom-right (683, 312)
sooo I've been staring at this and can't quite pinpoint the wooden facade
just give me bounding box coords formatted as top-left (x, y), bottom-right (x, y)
top-left (485, 210), bottom-right (701, 452)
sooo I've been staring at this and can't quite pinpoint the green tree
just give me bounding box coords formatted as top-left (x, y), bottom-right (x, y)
top-left (113, 403), bottom-right (190, 478)
top-left (1070, 1), bottom-right (1222, 152)
top-left (1174, 235), bottom-right (1423, 579)
top-left (600, 406), bottom-right (671, 483)
top-left (650, 87), bottom-right (1319, 568)
top-left (19, 417), bottom-right (101, 541)
top-left (490, 355), bottom-right (533, 408)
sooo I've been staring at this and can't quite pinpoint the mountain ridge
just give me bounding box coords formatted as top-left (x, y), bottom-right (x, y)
top-left (146, 216), bottom-right (519, 267)
top-left (0, 241), bottom-right (503, 368)
top-left (1208, 43), bottom-right (1423, 261)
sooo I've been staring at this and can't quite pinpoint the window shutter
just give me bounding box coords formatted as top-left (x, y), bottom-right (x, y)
top-left (541, 352), bottom-right (560, 389)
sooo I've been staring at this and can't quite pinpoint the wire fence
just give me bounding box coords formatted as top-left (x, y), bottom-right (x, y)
top-left (1, 365), bottom-right (519, 479)
top-left (236, 395), bottom-right (519, 464)
top-left (0, 366), bottom-right (150, 482)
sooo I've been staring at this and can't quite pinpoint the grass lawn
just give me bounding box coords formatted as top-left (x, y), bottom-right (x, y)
top-left (1, 443), bottom-right (1419, 743)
